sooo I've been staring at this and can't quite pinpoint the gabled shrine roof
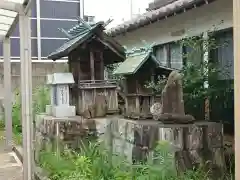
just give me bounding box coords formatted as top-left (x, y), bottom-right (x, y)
top-left (114, 46), bottom-right (159, 75)
top-left (114, 45), bottom-right (175, 75)
top-left (48, 19), bottom-right (125, 61)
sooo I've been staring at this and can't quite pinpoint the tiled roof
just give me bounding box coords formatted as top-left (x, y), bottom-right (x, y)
top-left (107, 0), bottom-right (213, 37)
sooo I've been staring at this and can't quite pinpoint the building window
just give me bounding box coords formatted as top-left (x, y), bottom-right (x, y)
top-left (169, 42), bottom-right (183, 69)
top-left (40, 0), bottom-right (80, 19)
top-left (155, 42), bottom-right (183, 70)
top-left (210, 29), bottom-right (234, 80)
top-left (40, 20), bottom-right (77, 38)
top-left (41, 39), bottom-right (68, 58)
top-left (0, 39), bottom-right (38, 58)
top-left (155, 45), bottom-right (167, 66)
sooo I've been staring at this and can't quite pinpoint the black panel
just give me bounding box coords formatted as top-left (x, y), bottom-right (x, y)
top-left (41, 39), bottom-right (67, 57)
top-left (11, 19), bottom-right (38, 37)
top-left (0, 38), bottom-right (38, 57)
top-left (40, 20), bottom-right (77, 38)
top-left (40, 0), bottom-right (80, 19)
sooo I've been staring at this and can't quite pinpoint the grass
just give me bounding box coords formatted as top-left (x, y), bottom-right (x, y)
top-left (39, 141), bottom-right (230, 180)
top-left (0, 85), bottom-right (50, 146)
top-left (0, 129), bottom-right (22, 145)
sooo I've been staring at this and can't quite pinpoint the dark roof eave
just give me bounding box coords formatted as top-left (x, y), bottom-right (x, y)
top-left (48, 24), bottom-right (104, 60)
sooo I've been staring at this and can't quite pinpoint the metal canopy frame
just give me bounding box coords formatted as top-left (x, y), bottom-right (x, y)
top-left (0, 0), bottom-right (33, 180)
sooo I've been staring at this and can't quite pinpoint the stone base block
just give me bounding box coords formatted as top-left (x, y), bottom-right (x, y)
top-left (46, 105), bottom-right (52, 115)
top-left (52, 106), bottom-right (76, 118)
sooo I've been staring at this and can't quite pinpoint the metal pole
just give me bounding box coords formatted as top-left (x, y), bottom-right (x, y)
top-left (80, 0), bottom-right (84, 19)
top-left (3, 37), bottom-right (12, 150)
top-left (233, 0), bottom-right (240, 179)
top-left (19, 8), bottom-right (33, 180)
top-left (36, 0), bottom-right (42, 61)
top-left (130, 0), bottom-right (133, 19)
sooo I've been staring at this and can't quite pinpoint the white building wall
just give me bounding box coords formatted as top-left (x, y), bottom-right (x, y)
top-left (114, 0), bottom-right (233, 48)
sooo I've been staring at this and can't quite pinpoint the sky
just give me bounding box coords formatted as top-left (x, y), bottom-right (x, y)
top-left (84, 0), bottom-right (152, 29)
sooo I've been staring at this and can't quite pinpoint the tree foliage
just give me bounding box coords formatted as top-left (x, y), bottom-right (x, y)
top-left (145, 32), bottom-right (233, 119)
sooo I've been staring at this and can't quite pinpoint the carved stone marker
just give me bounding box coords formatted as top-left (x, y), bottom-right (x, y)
top-left (162, 70), bottom-right (184, 114)
top-left (46, 73), bottom-right (76, 117)
top-left (150, 71), bottom-right (195, 123)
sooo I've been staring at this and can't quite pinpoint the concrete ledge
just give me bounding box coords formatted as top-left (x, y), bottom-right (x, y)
top-left (12, 146), bottom-right (23, 163)
top-left (12, 146), bottom-right (50, 180)
top-left (52, 105), bottom-right (76, 117)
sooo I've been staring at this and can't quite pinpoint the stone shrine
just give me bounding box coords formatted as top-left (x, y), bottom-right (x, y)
top-left (46, 73), bottom-right (76, 118)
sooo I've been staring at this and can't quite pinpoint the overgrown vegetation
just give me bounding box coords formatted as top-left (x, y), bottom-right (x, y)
top-left (39, 140), bottom-right (229, 180)
top-left (145, 33), bottom-right (233, 119)
top-left (0, 85), bottom-right (50, 145)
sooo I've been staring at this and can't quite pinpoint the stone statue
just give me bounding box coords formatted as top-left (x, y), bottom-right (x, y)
top-left (150, 71), bottom-right (195, 123)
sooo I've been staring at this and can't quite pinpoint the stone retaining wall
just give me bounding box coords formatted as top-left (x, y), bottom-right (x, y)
top-left (35, 114), bottom-right (225, 177)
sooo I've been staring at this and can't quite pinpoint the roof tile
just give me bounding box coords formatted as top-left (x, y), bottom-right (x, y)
top-left (107, 0), bottom-right (211, 37)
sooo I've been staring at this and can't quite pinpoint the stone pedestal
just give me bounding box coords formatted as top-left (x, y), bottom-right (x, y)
top-left (34, 114), bottom-right (98, 162)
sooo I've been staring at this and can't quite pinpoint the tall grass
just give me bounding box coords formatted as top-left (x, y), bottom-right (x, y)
top-left (0, 85), bottom-right (50, 144)
top-left (39, 140), bottom-right (231, 180)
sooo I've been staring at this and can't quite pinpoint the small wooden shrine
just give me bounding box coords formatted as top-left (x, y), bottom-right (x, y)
top-left (48, 19), bottom-right (126, 118)
top-left (114, 46), bottom-right (173, 119)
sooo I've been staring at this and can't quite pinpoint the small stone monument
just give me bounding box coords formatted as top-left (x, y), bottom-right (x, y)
top-left (46, 73), bottom-right (76, 117)
top-left (150, 71), bottom-right (195, 123)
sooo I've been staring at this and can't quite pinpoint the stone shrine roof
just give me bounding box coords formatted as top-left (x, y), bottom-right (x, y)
top-left (48, 73), bottom-right (75, 85)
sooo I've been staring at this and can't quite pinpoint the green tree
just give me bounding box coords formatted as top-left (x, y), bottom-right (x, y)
top-left (145, 32), bottom-right (233, 119)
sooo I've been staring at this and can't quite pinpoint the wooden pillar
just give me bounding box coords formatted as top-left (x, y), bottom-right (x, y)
top-left (233, 0), bottom-right (240, 179)
top-left (150, 68), bottom-right (155, 105)
top-left (122, 78), bottom-right (128, 115)
top-left (100, 51), bottom-right (104, 80)
top-left (90, 50), bottom-right (95, 81)
top-left (135, 79), bottom-right (140, 114)
top-left (90, 49), bottom-right (96, 102)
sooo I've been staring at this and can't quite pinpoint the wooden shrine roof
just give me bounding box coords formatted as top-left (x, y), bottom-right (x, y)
top-left (48, 19), bottom-right (126, 62)
top-left (114, 46), bottom-right (173, 75)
